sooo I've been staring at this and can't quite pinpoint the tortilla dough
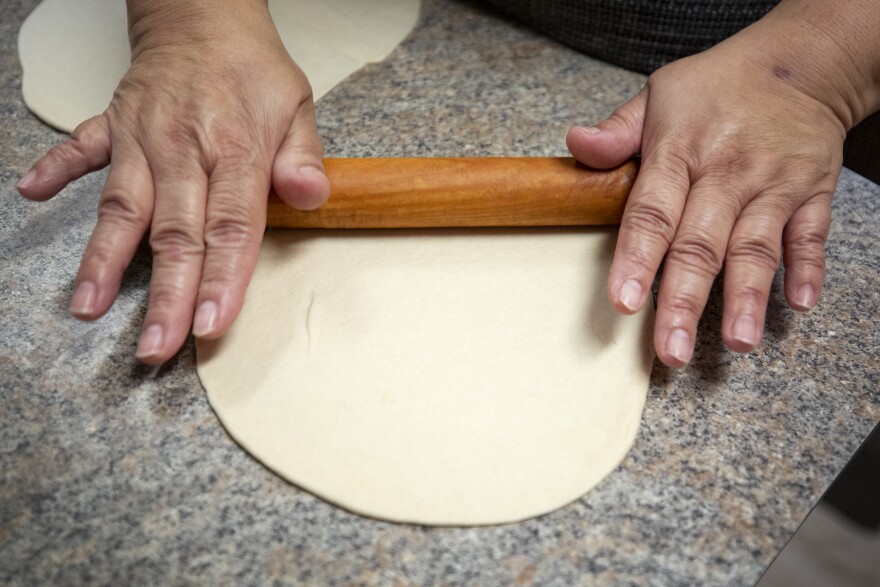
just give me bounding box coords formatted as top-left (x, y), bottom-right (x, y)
top-left (196, 229), bottom-right (654, 525)
top-left (18, 0), bottom-right (420, 132)
top-left (20, 0), bottom-right (655, 525)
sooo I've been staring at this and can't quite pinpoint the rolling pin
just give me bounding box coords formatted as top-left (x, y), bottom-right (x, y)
top-left (266, 157), bottom-right (638, 228)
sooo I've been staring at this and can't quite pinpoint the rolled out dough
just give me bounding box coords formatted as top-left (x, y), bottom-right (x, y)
top-left (196, 229), bottom-right (654, 525)
top-left (20, 0), bottom-right (655, 526)
top-left (18, 0), bottom-right (420, 132)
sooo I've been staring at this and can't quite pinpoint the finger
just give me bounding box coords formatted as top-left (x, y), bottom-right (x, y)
top-left (653, 178), bottom-right (741, 367)
top-left (272, 95), bottom-right (330, 210)
top-left (721, 200), bottom-right (789, 353)
top-left (136, 157), bottom-right (208, 364)
top-left (192, 162), bottom-right (270, 339)
top-left (566, 87), bottom-right (647, 169)
top-left (782, 193), bottom-right (832, 311)
top-left (17, 116), bottom-right (111, 201)
top-left (606, 148), bottom-right (691, 316)
top-left (70, 151), bottom-right (154, 320)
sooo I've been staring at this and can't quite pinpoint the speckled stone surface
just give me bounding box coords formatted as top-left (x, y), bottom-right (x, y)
top-left (1, 1), bottom-right (878, 585)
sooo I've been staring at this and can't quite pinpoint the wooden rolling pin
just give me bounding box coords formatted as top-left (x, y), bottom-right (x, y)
top-left (266, 157), bottom-right (638, 228)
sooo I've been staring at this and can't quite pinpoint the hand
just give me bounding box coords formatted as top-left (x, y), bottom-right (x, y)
top-left (567, 15), bottom-right (854, 367)
top-left (16, 0), bottom-right (329, 364)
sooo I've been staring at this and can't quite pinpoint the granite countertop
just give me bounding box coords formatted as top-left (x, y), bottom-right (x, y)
top-left (2, 0), bottom-right (879, 585)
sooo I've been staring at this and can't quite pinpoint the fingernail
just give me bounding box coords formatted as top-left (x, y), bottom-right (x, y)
top-left (666, 328), bottom-right (693, 364)
top-left (16, 170), bottom-right (37, 190)
top-left (69, 281), bottom-right (97, 316)
top-left (136, 325), bottom-right (164, 360)
top-left (732, 314), bottom-right (759, 347)
top-left (796, 284), bottom-right (816, 310)
top-left (577, 126), bottom-right (601, 135)
top-left (192, 300), bottom-right (218, 337)
top-left (619, 279), bottom-right (643, 312)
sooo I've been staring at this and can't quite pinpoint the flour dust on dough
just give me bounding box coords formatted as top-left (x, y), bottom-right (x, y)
top-left (196, 229), bottom-right (654, 526)
top-left (18, 0), bottom-right (420, 132)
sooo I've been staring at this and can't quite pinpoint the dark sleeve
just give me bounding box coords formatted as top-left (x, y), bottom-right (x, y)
top-left (479, 0), bottom-right (779, 74)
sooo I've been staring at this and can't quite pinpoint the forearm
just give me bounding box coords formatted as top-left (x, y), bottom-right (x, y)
top-left (125, 0), bottom-right (275, 56)
top-left (730, 0), bottom-right (880, 130)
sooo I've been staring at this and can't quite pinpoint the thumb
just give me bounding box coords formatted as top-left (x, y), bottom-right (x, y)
top-left (566, 86), bottom-right (648, 169)
top-left (272, 96), bottom-right (331, 211)
top-left (17, 115), bottom-right (111, 201)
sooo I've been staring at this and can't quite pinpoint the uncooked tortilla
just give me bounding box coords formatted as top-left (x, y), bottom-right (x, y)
top-left (196, 229), bottom-right (654, 525)
top-left (18, 0), bottom-right (420, 132)
top-left (20, 0), bottom-right (655, 526)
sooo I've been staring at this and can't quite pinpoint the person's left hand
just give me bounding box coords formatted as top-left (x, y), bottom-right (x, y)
top-left (566, 17), bottom-right (851, 367)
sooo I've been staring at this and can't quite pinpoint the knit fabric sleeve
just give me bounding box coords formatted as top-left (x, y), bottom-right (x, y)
top-left (480, 0), bottom-right (779, 74)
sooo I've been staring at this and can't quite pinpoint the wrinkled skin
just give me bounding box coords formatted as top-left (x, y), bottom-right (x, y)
top-left (566, 38), bottom-right (842, 367)
top-left (564, 0), bottom-right (880, 367)
top-left (17, 3), bottom-right (330, 364)
top-left (16, 1), bottom-right (878, 367)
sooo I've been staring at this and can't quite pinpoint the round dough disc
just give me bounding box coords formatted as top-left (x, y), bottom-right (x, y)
top-left (196, 228), bottom-right (654, 526)
top-left (18, 0), bottom-right (420, 132)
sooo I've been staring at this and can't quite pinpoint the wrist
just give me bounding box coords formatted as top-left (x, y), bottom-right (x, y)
top-left (125, 0), bottom-right (274, 58)
top-left (733, 1), bottom-right (880, 131)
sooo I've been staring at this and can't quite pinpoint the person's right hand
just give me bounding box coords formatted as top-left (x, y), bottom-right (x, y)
top-left (16, 0), bottom-right (329, 364)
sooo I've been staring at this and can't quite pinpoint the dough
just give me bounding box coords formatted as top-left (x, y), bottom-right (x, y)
top-left (20, 0), bottom-right (655, 525)
top-left (196, 229), bottom-right (654, 525)
top-left (18, 0), bottom-right (420, 132)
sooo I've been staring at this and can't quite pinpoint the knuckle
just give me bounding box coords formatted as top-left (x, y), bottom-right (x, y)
top-left (619, 245), bottom-right (661, 277)
top-left (149, 222), bottom-right (204, 259)
top-left (726, 236), bottom-right (781, 271)
top-left (81, 243), bottom-right (117, 270)
top-left (667, 234), bottom-right (724, 277)
top-left (147, 280), bottom-right (188, 312)
top-left (728, 283), bottom-right (769, 309)
top-left (786, 226), bottom-right (828, 252)
top-left (699, 160), bottom-right (742, 185)
top-left (154, 125), bottom-right (204, 168)
top-left (48, 138), bottom-right (91, 168)
top-left (664, 291), bottom-right (705, 323)
top-left (71, 116), bottom-right (105, 142)
top-left (140, 116), bottom-right (205, 170)
top-left (785, 243), bottom-right (826, 273)
top-left (204, 213), bottom-right (255, 250)
top-left (279, 144), bottom-right (323, 168)
top-left (160, 119), bottom-right (197, 149)
top-left (696, 144), bottom-right (754, 180)
top-left (784, 223), bottom-right (829, 273)
top-left (622, 201), bottom-right (678, 244)
top-left (98, 189), bottom-right (151, 228)
top-left (789, 255), bottom-right (826, 274)
top-left (69, 118), bottom-right (109, 161)
top-left (607, 105), bottom-right (639, 133)
top-left (656, 139), bottom-right (700, 173)
top-left (214, 146), bottom-right (264, 173)
top-left (204, 123), bottom-right (268, 170)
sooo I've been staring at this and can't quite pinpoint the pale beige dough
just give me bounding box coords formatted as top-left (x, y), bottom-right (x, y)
top-left (20, 0), bottom-right (655, 526)
top-left (196, 229), bottom-right (654, 525)
top-left (18, 0), bottom-right (421, 132)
